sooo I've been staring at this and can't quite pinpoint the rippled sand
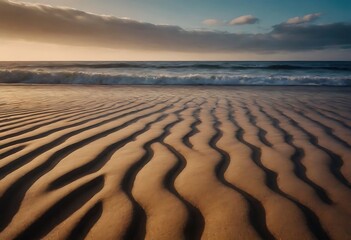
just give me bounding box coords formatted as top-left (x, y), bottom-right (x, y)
top-left (0, 85), bottom-right (351, 240)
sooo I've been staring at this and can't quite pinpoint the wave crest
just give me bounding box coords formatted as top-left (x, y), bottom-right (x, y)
top-left (0, 69), bottom-right (350, 86)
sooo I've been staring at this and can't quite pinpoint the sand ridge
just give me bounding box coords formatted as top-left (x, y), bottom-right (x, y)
top-left (0, 85), bottom-right (350, 240)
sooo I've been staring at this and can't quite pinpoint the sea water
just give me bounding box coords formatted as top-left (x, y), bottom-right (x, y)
top-left (0, 61), bottom-right (350, 86)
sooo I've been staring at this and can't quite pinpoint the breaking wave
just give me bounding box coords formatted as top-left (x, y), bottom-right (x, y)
top-left (0, 69), bottom-right (350, 86)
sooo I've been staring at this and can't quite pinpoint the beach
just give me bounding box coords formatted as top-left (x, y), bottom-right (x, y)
top-left (0, 84), bottom-right (350, 240)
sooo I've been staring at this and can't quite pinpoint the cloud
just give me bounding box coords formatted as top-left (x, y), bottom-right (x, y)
top-left (269, 22), bottom-right (351, 50)
top-left (286, 13), bottom-right (322, 25)
top-left (228, 15), bottom-right (259, 26)
top-left (202, 19), bottom-right (223, 26)
top-left (202, 15), bottom-right (259, 27)
top-left (0, 1), bottom-right (350, 53)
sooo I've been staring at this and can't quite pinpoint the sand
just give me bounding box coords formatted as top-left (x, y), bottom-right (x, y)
top-left (0, 84), bottom-right (350, 240)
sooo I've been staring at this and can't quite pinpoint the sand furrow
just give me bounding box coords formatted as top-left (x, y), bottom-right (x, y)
top-left (247, 101), bottom-right (343, 239)
top-left (289, 103), bottom-right (351, 149)
top-left (0, 98), bottom-right (104, 124)
top-left (165, 99), bottom-right (260, 239)
top-left (157, 103), bottom-right (205, 239)
top-left (0, 105), bottom-right (85, 130)
top-left (276, 105), bottom-right (351, 189)
top-left (310, 103), bottom-right (351, 122)
top-left (182, 103), bottom-right (203, 149)
top-left (0, 99), bottom-right (165, 179)
top-left (298, 100), bottom-right (351, 132)
top-left (0, 101), bottom-right (110, 130)
top-left (133, 143), bottom-right (190, 240)
top-left (253, 100), bottom-right (333, 204)
top-left (209, 104), bottom-right (275, 240)
top-left (14, 176), bottom-right (104, 240)
top-left (0, 146), bottom-right (26, 161)
top-left (160, 142), bottom-right (205, 240)
top-left (241, 104), bottom-right (273, 148)
top-left (0, 100), bottom-right (146, 150)
top-left (1, 85), bottom-right (350, 240)
top-left (47, 114), bottom-right (168, 191)
top-left (0, 100), bottom-right (175, 231)
top-left (249, 99), bottom-right (351, 238)
top-left (122, 107), bottom-right (191, 239)
top-left (0, 106), bottom-right (81, 124)
top-left (0, 99), bottom-right (141, 143)
top-left (228, 100), bottom-right (328, 239)
top-left (261, 103), bottom-right (351, 239)
top-left (66, 201), bottom-right (103, 240)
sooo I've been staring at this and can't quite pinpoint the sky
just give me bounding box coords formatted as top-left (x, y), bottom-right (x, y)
top-left (0, 0), bottom-right (351, 60)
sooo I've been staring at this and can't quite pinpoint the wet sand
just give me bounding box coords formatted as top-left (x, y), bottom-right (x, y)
top-left (0, 84), bottom-right (350, 240)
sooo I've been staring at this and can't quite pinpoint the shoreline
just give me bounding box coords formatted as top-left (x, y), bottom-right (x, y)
top-left (1, 83), bottom-right (351, 88)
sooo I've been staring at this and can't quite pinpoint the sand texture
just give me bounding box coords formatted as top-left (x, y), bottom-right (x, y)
top-left (0, 85), bottom-right (351, 240)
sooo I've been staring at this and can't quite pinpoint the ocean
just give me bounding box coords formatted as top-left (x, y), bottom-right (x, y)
top-left (0, 61), bottom-right (350, 86)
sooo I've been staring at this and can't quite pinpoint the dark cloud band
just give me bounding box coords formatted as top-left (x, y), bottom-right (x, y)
top-left (0, 0), bottom-right (350, 53)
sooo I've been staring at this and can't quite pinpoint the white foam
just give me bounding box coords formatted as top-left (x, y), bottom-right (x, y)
top-left (0, 69), bottom-right (350, 86)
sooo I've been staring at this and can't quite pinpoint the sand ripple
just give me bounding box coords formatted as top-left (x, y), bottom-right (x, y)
top-left (0, 85), bottom-right (351, 240)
